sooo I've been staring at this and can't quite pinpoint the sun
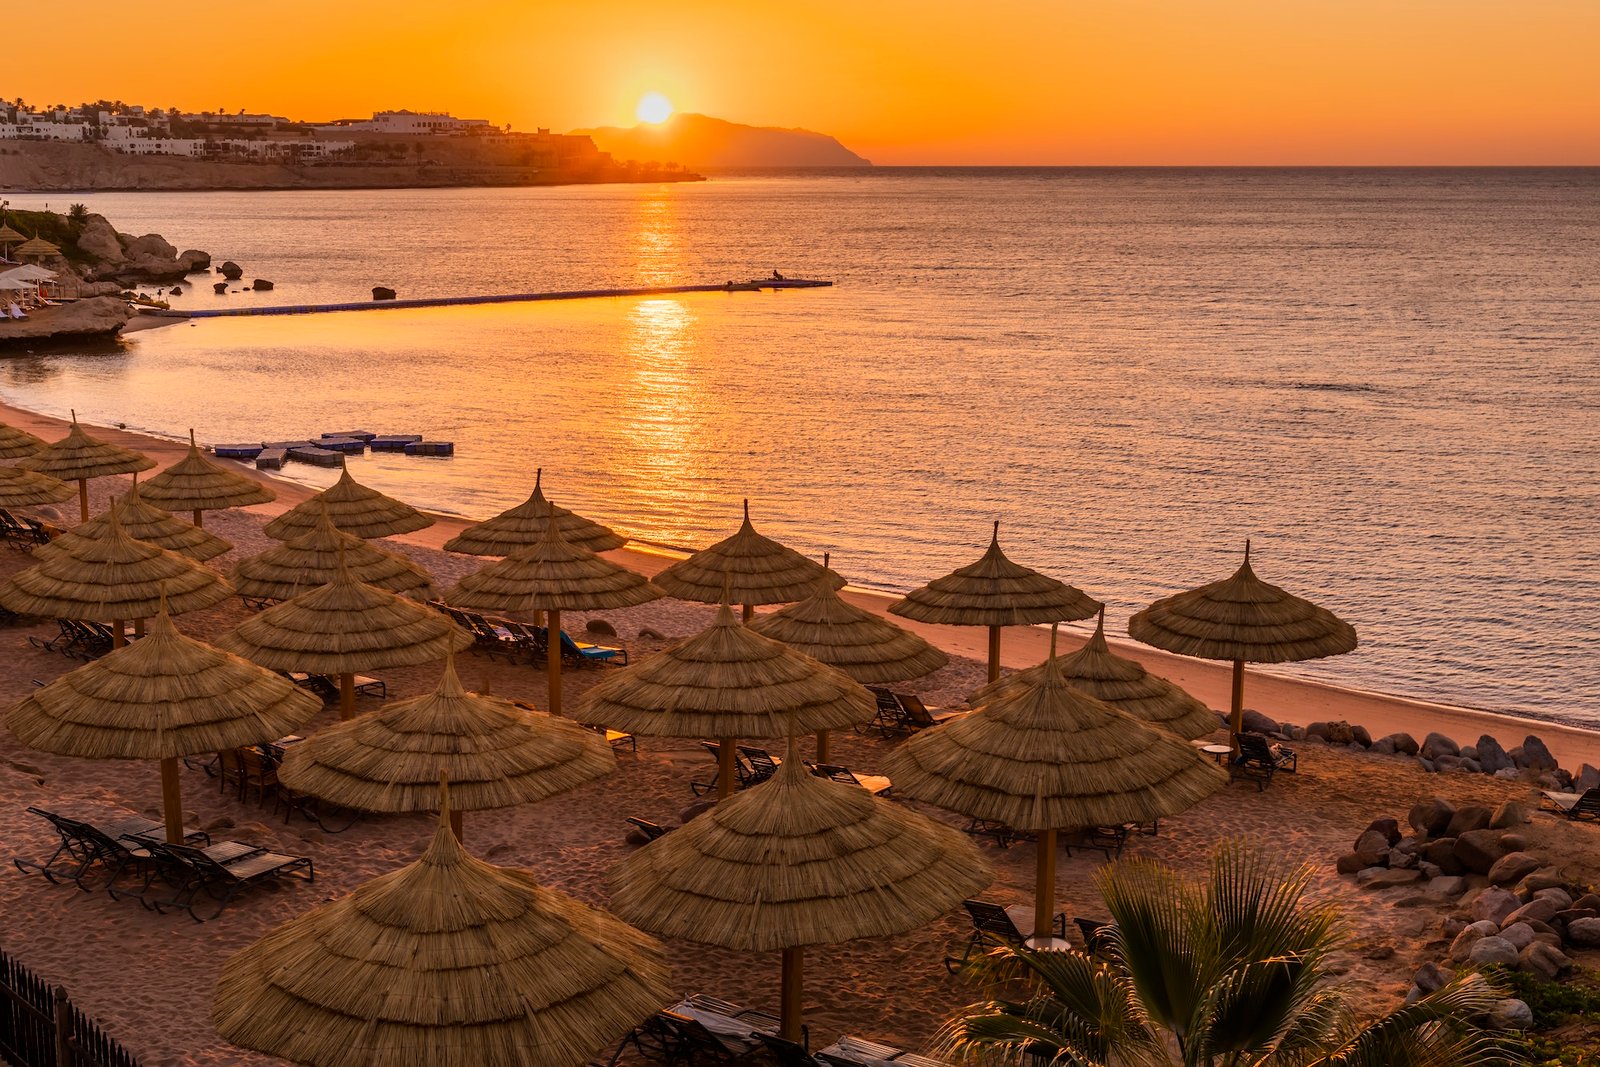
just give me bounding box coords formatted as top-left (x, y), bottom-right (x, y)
top-left (636, 92), bottom-right (674, 125)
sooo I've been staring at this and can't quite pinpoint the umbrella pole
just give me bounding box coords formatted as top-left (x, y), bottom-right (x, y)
top-left (1034, 829), bottom-right (1058, 941)
top-left (340, 672), bottom-right (356, 721)
top-left (780, 946), bottom-right (805, 1042)
top-left (548, 608), bottom-right (563, 717)
top-left (815, 730), bottom-right (830, 763)
top-left (987, 625), bottom-right (1001, 683)
top-left (77, 479), bottom-right (89, 524)
top-left (159, 757), bottom-right (183, 844)
top-left (193, 509), bottom-right (204, 528)
top-left (448, 807), bottom-right (464, 842)
top-left (1230, 659), bottom-right (1245, 753)
top-left (133, 618), bottom-right (145, 638)
top-left (112, 620), bottom-right (125, 648)
top-left (718, 736), bottom-right (737, 800)
top-left (742, 603), bottom-right (753, 623)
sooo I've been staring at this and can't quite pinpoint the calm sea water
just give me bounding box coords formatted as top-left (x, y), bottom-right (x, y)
top-left (3, 169), bottom-right (1597, 724)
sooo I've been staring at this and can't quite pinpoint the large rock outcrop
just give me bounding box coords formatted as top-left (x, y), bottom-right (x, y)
top-left (0, 297), bottom-right (132, 346)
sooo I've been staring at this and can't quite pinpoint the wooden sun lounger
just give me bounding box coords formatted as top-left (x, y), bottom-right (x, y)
top-left (137, 838), bottom-right (314, 921)
top-left (1230, 732), bottom-right (1297, 790)
top-left (812, 763), bottom-right (893, 797)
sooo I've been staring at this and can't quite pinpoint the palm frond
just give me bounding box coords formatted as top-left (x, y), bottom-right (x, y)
top-left (1312, 976), bottom-right (1525, 1067)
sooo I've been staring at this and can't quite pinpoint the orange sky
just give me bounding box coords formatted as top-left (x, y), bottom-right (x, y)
top-left (8, 1), bottom-right (1598, 164)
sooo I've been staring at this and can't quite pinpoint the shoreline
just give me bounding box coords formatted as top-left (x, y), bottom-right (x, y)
top-left (5, 395), bottom-right (1598, 769)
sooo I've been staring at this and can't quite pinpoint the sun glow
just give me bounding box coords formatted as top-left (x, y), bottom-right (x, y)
top-left (636, 92), bottom-right (674, 125)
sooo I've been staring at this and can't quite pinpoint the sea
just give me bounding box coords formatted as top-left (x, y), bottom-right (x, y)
top-left (2, 168), bottom-right (1596, 725)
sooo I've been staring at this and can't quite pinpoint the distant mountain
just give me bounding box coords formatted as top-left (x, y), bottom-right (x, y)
top-left (574, 113), bottom-right (870, 169)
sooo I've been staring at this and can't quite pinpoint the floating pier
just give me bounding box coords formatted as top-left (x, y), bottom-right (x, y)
top-left (369, 435), bottom-right (423, 452)
top-left (255, 448), bottom-right (286, 470)
top-left (139, 278), bottom-right (833, 320)
top-left (287, 445), bottom-right (343, 467)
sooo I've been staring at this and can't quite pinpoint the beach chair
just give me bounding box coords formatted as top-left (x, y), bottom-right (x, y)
top-left (18, 812), bottom-right (206, 895)
top-left (592, 724), bottom-right (637, 752)
top-left (14, 809), bottom-right (104, 885)
top-left (503, 620), bottom-right (550, 663)
top-left (1541, 788), bottom-right (1600, 822)
top-left (897, 693), bottom-right (964, 730)
top-left (559, 629), bottom-right (628, 667)
top-left (945, 899), bottom-right (1069, 972)
top-left (1231, 733), bottom-right (1297, 790)
top-left (817, 1036), bottom-right (905, 1067)
top-left (963, 817), bottom-right (1024, 849)
top-left (860, 686), bottom-right (909, 737)
top-left (626, 817), bottom-right (670, 842)
top-left (738, 746), bottom-right (783, 786)
top-left (692, 741), bottom-right (759, 796)
top-left (139, 839), bottom-right (314, 921)
top-left (1074, 917), bottom-right (1114, 955)
top-left (288, 671), bottom-right (341, 704)
top-left (27, 619), bottom-right (80, 655)
top-left (812, 763), bottom-right (893, 797)
top-left (459, 610), bottom-right (519, 659)
top-left (236, 746), bottom-right (280, 806)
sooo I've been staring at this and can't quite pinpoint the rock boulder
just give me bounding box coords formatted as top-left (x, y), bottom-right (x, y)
top-left (220, 261), bottom-right (244, 280)
top-left (1516, 735), bottom-right (1557, 772)
top-left (1520, 942), bottom-right (1572, 981)
top-left (1476, 735), bottom-right (1514, 773)
top-left (1487, 852), bottom-right (1542, 886)
top-left (1408, 797), bottom-right (1455, 838)
top-left (1469, 886), bottom-right (1521, 925)
top-left (1566, 917), bottom-right (1600, 947)
top-left (1467, 936), bottom-right (1519, 967)
top-left (178, 249), bottom-right (211, 272)
top-left (1445, 805), bottom-right (1492, 837)
top-left (1489, 801), bottom-right (1527, 829)
top-left (1420, 732), bottom-right (1459, 760)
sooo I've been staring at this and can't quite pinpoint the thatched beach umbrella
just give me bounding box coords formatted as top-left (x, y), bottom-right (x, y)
top-left (447, 519), bottom-right (661, 717)
top-left (231, 504), bottom-right (437, 605)
top-left (1128, 541), bottom-right (1357, 750)
top-left (17, 413), bottom-right (155, 521)
top-left (749, 554), bottom-right (947, 760)
top-left (214, 785), bottom-right (673, 1067)
top-left (573, 602), bottom-right (873, 798)
top-left (890, 521), bottom-right (1100, 683)
top-left (653, 500), bottom-right (843, 621)
top-left (50, 481), bottom-right (232, 562)
top-left (884, 629), bottom-right (1227, 940)
top-left (218, 555), bottom-right (471, 721)
top-left (14, 235), bottom-right (60, 262)
top-left (0, 463), bottom-right (73, 509)
top-left (0, 420), bottom-right (46, 461)
top-left (612, 750), bottom-right (991, 1041)
top-left (0, 224), bottom-right (27, 250)
top-left (444, 468), bottom-right (626, 556)
top-left (263, 460), bottom-right (433, 541)
top-left (139, 429), bottom-right (276, 527)
top-left (6, 604), bottom-right (320, 842)
top-left (967, 608), bottom-right (1219, 741)
top-left (278, 654), bottom-right (614, 840)
top-left (0, 508), bottom-right (232, 645)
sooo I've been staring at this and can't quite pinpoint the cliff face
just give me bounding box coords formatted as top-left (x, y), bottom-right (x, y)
top-left (0, 141), bottom-right (699, 191)
top-left (573, 114), bottom-right (871, 169)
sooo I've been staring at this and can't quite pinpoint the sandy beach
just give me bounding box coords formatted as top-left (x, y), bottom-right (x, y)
top-left (3, 400), bottom-right (1600, 1066)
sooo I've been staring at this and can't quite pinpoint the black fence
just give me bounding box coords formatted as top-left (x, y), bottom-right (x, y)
top-left (0, 949), bottom-right (140, 1067)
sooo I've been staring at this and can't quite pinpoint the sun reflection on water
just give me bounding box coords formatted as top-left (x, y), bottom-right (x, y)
top-left (617, 298), bottom-right (704, 543)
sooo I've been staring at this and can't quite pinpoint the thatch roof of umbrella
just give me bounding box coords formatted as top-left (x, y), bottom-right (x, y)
top-left (14, 235), bottom-right (60, 258)
top-left (138, 431), bottom-right (276, 514)
top-left (213, 791), bottom-right (673, 1067)
top-left (278, 655), bottom-right (614, 813)
top-left (231, 505), bottom-right (437, 603)
top-left (217, 556), bottom-right (471, 675)
top-left (0, 463), bottom-right (73, 509)
top-left (573, 603), bottom-right (874, 739)
top-left (0, 420), bottom-right (46, 461)
top-left (748, 564), bottom-right (948, 684)
top-left (612, 752), bottom-right (990, 951)
top-left (263, 461), bottom-right (433, 540)
top-left (0, 509), bottom-right (232, 621)
top-left (45, 482), bottom-right (232, 562)
top-left (889, 521), bottom-right (1099, 627)
top-left (447, 517), bottom-right (661, 613)
top-left (443, 469), bottom-right (626, 556)
top-left (6, 606), bottom-right (319, 759)
top-left (653, 500), bottom-right (843, 607)
top-left (966, 609), bottom-right (1219, 741)
top-left (1127, 541), bottom-right (1358, 664)
top-left (0, 224), bottom-right (27, 245)
top-left (883, 635), bottom-right (1227, 831)
top-left (17, 417), bottom-right (155, 482)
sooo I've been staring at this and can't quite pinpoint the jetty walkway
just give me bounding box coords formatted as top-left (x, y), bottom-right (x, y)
top-left (140, 278), bottom-right (832, 320)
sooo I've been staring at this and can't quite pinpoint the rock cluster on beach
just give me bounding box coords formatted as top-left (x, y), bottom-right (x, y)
top-left (0, 296), bottom-right (132, 345)
top-left (1238, 707), bottom-right (1594, 794)
top-left (72, 214), bottom-right (210, 286)
top-left (1331, 792), bottom-right (1600, 1029)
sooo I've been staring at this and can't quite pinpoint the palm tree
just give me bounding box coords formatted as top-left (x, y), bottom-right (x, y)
top-left (938, 841), bottom-right (1518, 1066)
